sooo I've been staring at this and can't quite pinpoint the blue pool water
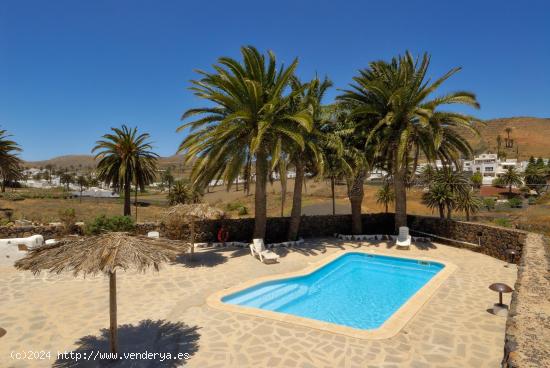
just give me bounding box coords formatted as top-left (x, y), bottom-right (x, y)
top-left (222, 253), bottom-right (444, 330)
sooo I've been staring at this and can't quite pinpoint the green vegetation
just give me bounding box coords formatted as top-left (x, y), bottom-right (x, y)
top-left (58, 208), bottom-right (77, 234)
top-left (499, 166), bottom-right (523, 194)
top-left (493, 218), bottom-right (512, 228)
top-left (376, 183), bottom-right (395, 213)
top-left (168, 180), bottom-right (202, 205)
top-left (0, 129), bottom-right (23, 192)
top-left (338, 52), bottom-right (479, 232)
top-left (471, 172), bottom-right (483, 189)
top-left (508, 197), bottom-right (523, 208)
top-left (178, 46), bottom-right (313, 239)
top-left (225, 201), bottom-right (248, 216)
top-left (483, 198), bottom-right (496, 211)
top-left (93, 125), bottom-right (159, 217)
top-left (85, 215), bottom-right (135, 235)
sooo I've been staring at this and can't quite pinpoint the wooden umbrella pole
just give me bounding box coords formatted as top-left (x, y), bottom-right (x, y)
top-left (109, 271), bottom-right (119, 354)
top-left (190, 220), bottom-right (195, 258)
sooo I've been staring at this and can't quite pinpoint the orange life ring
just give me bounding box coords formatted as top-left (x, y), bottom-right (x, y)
top-left (217, 227), bottom-right (229, 242)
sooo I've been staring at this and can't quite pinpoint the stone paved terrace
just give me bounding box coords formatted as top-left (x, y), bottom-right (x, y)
top-left (1, 239), bottom-right (517, 367)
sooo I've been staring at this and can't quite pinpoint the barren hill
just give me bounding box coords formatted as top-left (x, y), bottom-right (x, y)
top-left (24, 154), bottom-right (188, 172)
top-left (23, 117), bottom-right (550, 170)
top-left (465, 117), bottom-right (550, 159)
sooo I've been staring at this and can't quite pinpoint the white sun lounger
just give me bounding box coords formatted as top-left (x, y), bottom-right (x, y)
top-left (250, 238), bottom-right (280, 263)
top-left (396, 226), bottom-right (411, 250)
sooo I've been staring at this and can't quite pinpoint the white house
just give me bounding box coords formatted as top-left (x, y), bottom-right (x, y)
top-left (462, 153), bottom-right (528, 185)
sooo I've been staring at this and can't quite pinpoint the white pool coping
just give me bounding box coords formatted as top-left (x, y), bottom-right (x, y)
top-left (207, 248), bottom-right (457, 340)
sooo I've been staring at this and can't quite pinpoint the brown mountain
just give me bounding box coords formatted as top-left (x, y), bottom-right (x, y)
top-left (24, 154), bottom-right (188, 171)
top-left (462, 117), bottom-right (550, 160)
top-left (23, 117), bottom-right (550, 170)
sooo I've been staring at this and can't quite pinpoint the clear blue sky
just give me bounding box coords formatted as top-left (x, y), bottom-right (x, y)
top-left (1, 0), bottom-right (549, 161)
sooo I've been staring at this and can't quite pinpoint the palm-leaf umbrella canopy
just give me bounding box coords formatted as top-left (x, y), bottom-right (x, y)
top-left (161, 203), bottom-right (225, 257)
top-left (14, 232), bottom-right (189, 354)
top-left (162, 203), bottom-right (225, 221)
top-left (14, 232), bottom-right (189, 276)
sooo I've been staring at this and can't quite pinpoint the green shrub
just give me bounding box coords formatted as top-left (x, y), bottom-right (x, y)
top-left (237, 206), bottom-right (248, 216)
top-left (528, 197), bottom-right (537, 205)
top-left (2, 192), bottom-right (24, 201)
top-left (493, 218), bottom-right (512, 228)
top-left (85, 215), bottom-right (135, 235)
top-left (508, 197), bottom-right (523, 208)
top-left (59, 208), bottom-right (77, 234)
top-left (483, 198), bottom-right (496, 211)
top-left (225, 202), bottom-right (245, 211)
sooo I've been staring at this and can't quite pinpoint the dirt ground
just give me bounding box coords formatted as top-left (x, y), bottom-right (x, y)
top-left (2, 180), bottom-right (549, 235)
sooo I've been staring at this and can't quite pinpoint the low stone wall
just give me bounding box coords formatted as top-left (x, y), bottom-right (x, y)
top-left (502, 234), bottom-right (550, 367)
top-left (406, 215), bottom-right (527, 263)
top-left (1, 213), bottom-right (525, 262)
top-left (0, 225), bottom-right (66, 240)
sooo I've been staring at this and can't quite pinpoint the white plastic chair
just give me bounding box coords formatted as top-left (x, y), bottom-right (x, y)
top-left (250, 238), bottom-right (280, 263)
top-left (396, 227), bottom-right (411, 249)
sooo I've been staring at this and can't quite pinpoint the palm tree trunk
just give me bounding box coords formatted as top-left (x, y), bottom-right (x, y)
top-left (280, 181), bottom-right (287, 217)
top-left (438, 204), bottom-right (444, 219)
top-left (446, 203), bottom-right (452, 220)
top-left (466, 209), bottom-right (470, 221)
top-left (1, 180), bottom-right (5, 193)
top-left (394, 165), bottom-right (408, 232)
top-left (288, 160), bottom-right (304, 240)
top-left (123, 180), bottom-right (131, 216)
top-left (134, 185), bottom-right (138, 222)
top-left (385, 203), bottom-right (388, 213)
top-left (348, 170), bottom-right (365, 235)
top-left (109, 271), bottom-right (118, 354)
top-left (253, 151), bottom-right (268, 239)
top-left (331, 176), bottom-right (336, 215)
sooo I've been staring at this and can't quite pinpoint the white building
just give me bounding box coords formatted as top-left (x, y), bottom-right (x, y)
top-left (462, 153), bottom-right (528, 185)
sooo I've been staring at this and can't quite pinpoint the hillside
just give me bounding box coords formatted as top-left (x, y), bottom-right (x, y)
top-left (23, 117), bottom-right (550, 171)
top-left (24, 154), bottom-right (188, 171)
top-left (465, 117), bottom-right (550, 159)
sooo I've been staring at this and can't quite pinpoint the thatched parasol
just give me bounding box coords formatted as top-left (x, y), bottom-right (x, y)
top-left (14, 232), bottom-right (189, 354)
top-left (162, 203), bottom-right (225, 257)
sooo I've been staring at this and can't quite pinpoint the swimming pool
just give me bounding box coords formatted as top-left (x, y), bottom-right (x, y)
top-left (221, 253), bottom-right (445, 330)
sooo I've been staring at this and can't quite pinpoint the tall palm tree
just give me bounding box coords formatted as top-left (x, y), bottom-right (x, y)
top-left (0, 129), bottom-right (23, 192)
top-left (338, 52), bottom-right (479, 231)
top-left (500, 166), bottom-right (523, 195)
top-left (177, 46), bottom-right (312, 239)
top-left (93, 125), bottom-right (158, 216)
top-left (286, 76), bottom-right (338, 240)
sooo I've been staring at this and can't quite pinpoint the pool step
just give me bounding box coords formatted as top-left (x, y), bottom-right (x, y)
top-left (226, 283), bottom-right (290, 305)
top-left (260, 284), bottom-right (308, 310)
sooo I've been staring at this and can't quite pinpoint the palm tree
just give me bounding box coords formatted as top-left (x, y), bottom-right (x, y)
top-left (422, 183), bottom-right (453, 219)
top-left (286, 76), bottom-right (338, 240)
top-left (455, 189), bottom-right (482, 221)
top-left (76, 175), bottom-right (88, 202)
top-left (177, 46), bottom-right (312, 239)
top-left (496, 135), bottom-right (502, 159)
top-left (168, 180), bottom-right (203, 205)
top-left (0, 129), bottom-right (23, 192)
top-left (432, 167), bottom-right (470, 219)
top-left (338, 52), bottom-right (479, 231)
top-left (505, 127), bottom-right (512, 147)
top-left (376, 182), bottom-right (394, 213)
top-left (499, 166), bottom-right (523, 195)
top-left (93, 125), bottom-right (159, 216)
